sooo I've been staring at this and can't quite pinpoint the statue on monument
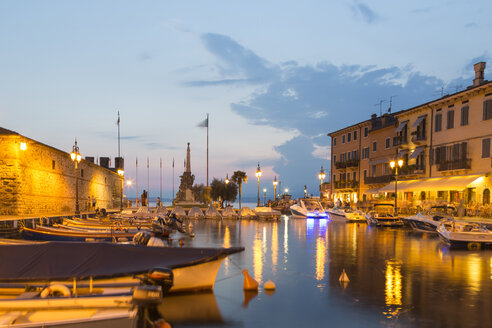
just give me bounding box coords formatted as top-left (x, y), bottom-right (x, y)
top-left (174, 143), bottom-right (197, 203)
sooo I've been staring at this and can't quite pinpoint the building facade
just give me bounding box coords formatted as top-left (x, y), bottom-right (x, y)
top-left (329, 62), bottom-right (492, 208)
top-left (0, 127), bottom-right (123, 216)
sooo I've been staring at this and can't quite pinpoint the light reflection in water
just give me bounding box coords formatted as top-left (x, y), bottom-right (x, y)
top-left (223, 226), bottom-right (230, 275)
top-left (253, 229), bottom-right (263, 284)
top-left (272, 221), bottom-right (278, 273)
top-left (466, 254), bottom-right (482, 294)
top-left (316, 236), bottom-right (326, 281)
top-left (283, 216), bottom-right (289, 258)
top-left (384, 259), bottom-right (402, 318)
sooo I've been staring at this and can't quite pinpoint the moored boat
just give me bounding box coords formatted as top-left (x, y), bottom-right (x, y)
top-left (204, 206), bottom-right (222, 220)
top-left (290, 198), bottom-right (328, 219)
top-left (238, 207), bottom-right (257, 220)
top-left (404, 205), bottom-right (455, 233)
top-left (437, 219), bottom-right (492, 249)
top-left (327, 207), bottom-right (365, 223)
top-left (254, 207), bottom-right (281, 220)
top-left (365, 204), bottom-right (403, 227)
top-left (187, 207), bottom-right (204, 219)
top-left (221, 207), bottom-right (238, 219)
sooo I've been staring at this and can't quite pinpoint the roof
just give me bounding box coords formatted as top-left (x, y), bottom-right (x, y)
top-left (0, 127), bottom-right (19, 135)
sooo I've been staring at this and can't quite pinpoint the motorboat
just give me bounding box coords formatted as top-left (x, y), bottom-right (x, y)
top-left (188, 207), bottom-right (205, 219)
top-left (437, 219), bottom-right (492, 249)
top-left (238, 207), bottom-right (257, 220)
top-left (290, 198), bottom-right (328, 219)
top-left (404, 205), bottom-right (455, 233)
top-left (327, 207), bottom-right (365, 223)
top-left (204, 206), bottom-right (222, 220)
top-left (365, 204), bottom-right (404, 227)
top-left (221, 206), bottom-right (238, 219)
top-left (254, 207), bottom-right (281, 220)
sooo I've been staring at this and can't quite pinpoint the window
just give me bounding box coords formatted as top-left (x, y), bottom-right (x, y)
top-left (347, 151), bottom-right (351, 160)
top-left (352, 150), bottom-right (358, 160)
top-left (52, 160), bottom-right (55, 170)
top-left (354, 131), bottom-right (357, 140)
top-left (352, 172), bottom-right (356, 181)
top-left (364, 127), bottom-right (368, 137)
top-left (347, 133), bottom-right (351, 142)
top-left (333, 175), bottom-right (336, 182)
top-left (363, 170), bottom-right (367, 178)
top-left (435, 113), bottom-right (442, 132)
top-left (333, 155), bottom-right (337, 163)
top-left (371, 165), bottom-right (376, 176)
top-left (447, 110), bottom-right (454, 129)
top-left (385, 138), bottom-right (390, 149)
top-left (372, 141), bottom-right (377, 152)
top-left (482, 138), bottom-right (490, 158)
top-left (342, 135), bottom-right (346, 144)
top-left (104, 177), bottom-right (107, 183)
top-left (461, 106), bottom-right (469, 126)
top-left (81, 169), bottom-right (84, 178)
top-left (333, 137), bottom-right (337, 146)
top-left (483, 99), bottom-right (492, 120)
top-left (362, 147), bottom-right (369, 159)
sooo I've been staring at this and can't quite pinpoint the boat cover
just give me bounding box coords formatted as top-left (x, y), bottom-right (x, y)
top-left (0, 242), bottom-right (244, 282)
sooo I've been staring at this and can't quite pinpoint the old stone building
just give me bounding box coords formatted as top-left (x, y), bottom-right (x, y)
top-left (0, 127), bottom-right (123, 216)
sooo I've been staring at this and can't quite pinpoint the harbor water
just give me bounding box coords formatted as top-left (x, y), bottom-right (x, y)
top-left (158, 213), bottom-right (492, 327)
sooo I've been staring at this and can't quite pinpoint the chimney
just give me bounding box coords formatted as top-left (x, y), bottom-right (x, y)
top-left (473, 62), bottom-right (486, 86)
top-left (85, 156), bottom-right (94, 163)
top-left (100, 157), bottom-right (110, 168)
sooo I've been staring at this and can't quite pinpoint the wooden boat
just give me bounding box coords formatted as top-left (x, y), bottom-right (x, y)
top-left (437, 219), bottom-right (492, 249)
top-left (404, 205), bottom-right (455, 233)
top-left (21, 225), bottom-right (136, 242)
top-left (365, 204), bottom-right (403, 227)
top-left (290, 198), bottom-right (328, 219)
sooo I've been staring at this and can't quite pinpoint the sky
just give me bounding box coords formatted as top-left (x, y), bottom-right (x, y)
top-left (1, 0), bottom-right (492, 200)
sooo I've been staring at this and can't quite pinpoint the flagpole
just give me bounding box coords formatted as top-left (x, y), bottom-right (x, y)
top-left (136, 157), bottom-right (138, 207)
top-left (172, 158), bottom-right (175, 203)
top-left (147, 157), bottom-right (150, 206)
top-left (207, 113), bottom-right (209, 187)
top-left (117, 111), bottom-right (120, 158)
top-left (160, 157), bottom-right (162, 201)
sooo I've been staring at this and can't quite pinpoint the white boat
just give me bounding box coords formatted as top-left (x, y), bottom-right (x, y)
top-left (221, 207), bottom-right (238, 219)
top-left (327, 207), bottom-right (365, 223)
top-left (238, 207), bottom-right (257, 220)
top-left (365, 204), bottom-right (403, 227)
top-left (204, 206), bottom-right (222, 220)
top-left (290, 198), bottom-right (328, 219)
top-left (437, 219), bottom-right (492, 249)
top-left (187, 207), bottom-right (204, 219)
top-left (404, 205), bottom-right (455, 233)
top-left (254, 207), bottom-right (281, 220)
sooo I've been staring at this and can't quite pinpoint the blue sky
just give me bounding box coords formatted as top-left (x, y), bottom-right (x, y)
top-left (1, 1), bottom-right (491, 199)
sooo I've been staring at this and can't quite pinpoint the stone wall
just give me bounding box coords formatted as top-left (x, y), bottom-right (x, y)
top-left (0, 132), bottom-right (122, 216)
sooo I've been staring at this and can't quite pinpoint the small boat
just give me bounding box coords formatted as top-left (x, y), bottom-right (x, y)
top-left (21, 225), bottom-right (137, 242)
top-left (365, 204), bottom-right (404, 227)
top-left (188, 207), bottom-right (205, 219)
top-left (204, 206), bottom-right (222, 220)
top-left (254, 207), bottom-right (281, 220)
top-left (404, 205), bottom-right (455, 233)
top-left (327, 207), bottom-right (366, 223)
top-left (437, 219), bottom-right (492, 249)
top-left (238, 207), bottom-right (257, 220)
top-left (156, 206), bottom-right (169, 216)
top-left (290, 198), bottom-right (328, 219)
top-left (221, 207), bottom-right (238, 219)
top-left (171, 206), bottom-right (187, 220)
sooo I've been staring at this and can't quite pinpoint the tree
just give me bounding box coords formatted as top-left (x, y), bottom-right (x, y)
top-left (231, 171), bottom-right (248, 209)
top-left (210, 178), bottom-right (238, 207)
top-left (192, 184), bottom-right (207, 203)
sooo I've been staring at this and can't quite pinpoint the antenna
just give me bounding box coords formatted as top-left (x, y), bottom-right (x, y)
top-left (388, 95), bottom-right (397, 113)
top-left (374, 100), bottom-right (387, 116)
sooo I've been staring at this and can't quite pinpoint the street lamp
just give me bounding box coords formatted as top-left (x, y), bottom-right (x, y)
top-left (273, 176), bottom-right (278, 202)
top-left (304, 185), bottom-right (307, 198)
top-left (263, 188), bottom-right (267, 205)
top-left (117, 169), bottom-right (124, 211)
top-left (225, 173), bottom-right (229, 184)
top-left (70, 139), bottom-right (82, 215)
top-left (256, 163), bottom-right (262, 207)
top-left (389, 159), bottom-right (404, 216)
top-left (318, 166), bottom-right (326, 197)
top-left (284, 188), bottom-right (289, 194)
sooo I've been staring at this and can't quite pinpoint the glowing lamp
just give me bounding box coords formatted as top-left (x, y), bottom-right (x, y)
top-left (117, 169), bottom-right (124, 177)
top-left (20, 142), bottom-right (27, 151)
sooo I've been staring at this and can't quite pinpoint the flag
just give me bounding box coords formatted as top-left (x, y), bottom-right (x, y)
top-left (117, 111), bottom-right (120, 125)
top-left (160, 157), bottom-right (162, 168)
top-left (136, 157), bottom-right (138, 166)
top-left (197, 116), bottom-right (208, 128)
top-left (172, 158), bottom-right (174, 168)
top-left (147, 157), bottom-right (149, 168)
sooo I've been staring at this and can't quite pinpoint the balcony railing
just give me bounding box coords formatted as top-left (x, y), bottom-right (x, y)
top-left (399, 164), bottom-right (425, 176)
top-left (411, 133), bottom-right (427, 144)
top-left (334, 180), bottom-right (359, 189)
top-left (437, 158), bottom-right (471, 171)
top-left (334, 159), bottom-right (360, 169)
top-left (364, 175), bottom-right (394, 184)
top-left (393, 136), bottom-right (408, 147)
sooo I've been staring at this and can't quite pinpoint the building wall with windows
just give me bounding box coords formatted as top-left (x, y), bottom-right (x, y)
top-left (0, 127), bottom-right (122, 216)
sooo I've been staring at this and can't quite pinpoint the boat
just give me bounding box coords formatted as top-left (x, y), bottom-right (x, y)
top-left (21, 225), bottom-right (137, 242)
top-left (221, 207), bottom-right (238, 219)
top-left (204, 206), bottom-right (222, 220)
top-left (188, 207), bottom-right (205, 219)
top-left (254, 207), bottom-right (281, 220)
top-left (238, 207), bottom-right (257, 220)
top-left (290, 198), bottom-right (328, 219)
top-left (437, 219), bottom-right (492, 249)
top-left (327, 207), bottom-right (366, 223)
top-left (404, 205), bottom-right (455, 233)
top-left (365, 204), bottom-right (404, 227)
top-left (171, 206), bottom-right (187, 220)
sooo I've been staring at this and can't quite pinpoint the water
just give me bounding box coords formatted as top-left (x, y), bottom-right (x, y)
top-left (160, 216), bottom-right (492, 328)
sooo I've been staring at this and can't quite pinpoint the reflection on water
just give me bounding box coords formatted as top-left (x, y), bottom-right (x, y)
top-left (383, 259), bottom-right (402, 319)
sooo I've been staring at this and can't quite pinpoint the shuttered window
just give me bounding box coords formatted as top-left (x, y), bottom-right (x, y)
top-left (483, 100), bottom-right (492, 120)
top-left (435, 113), bottom-right (442, 132)
top-left (482, 138), bottom-right (491, 158)
top-left (447, 110), bottom-right (454, 129)
top-left (461, 106), bottom-right (469, 126)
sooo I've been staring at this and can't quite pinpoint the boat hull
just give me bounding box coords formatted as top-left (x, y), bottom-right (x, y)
top-left (404, 218), bottom-right (438, 233)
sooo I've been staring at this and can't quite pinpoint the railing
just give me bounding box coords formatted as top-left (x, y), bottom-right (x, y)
top-left (334, 180), bottom-right (359, 189)
top-left (364, 175), bottom-right (394, 184)
top-left (437, 158), bottom-right (471, 171)
top-left (399, 164), bottom-right (425, 176)
top-left (393, 136), bottom-right (408, 146)
top-left (334, 159), bottom-right (360, 169)
top-left (411, 133), bottom-right (426, 144)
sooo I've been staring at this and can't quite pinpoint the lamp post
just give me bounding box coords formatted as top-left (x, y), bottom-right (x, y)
top-left (117, 169), bottom-right (124, 211)
top-left (126, 180), bottom-right (133, 207)
top-left (389, 159), bottom-right (404, 216)
top-left (304, 185), bottom-right (307, 198)
top-left (263, 188), bottom-right (267, 205)
top-left (318, 166), bottom-right (326, 198)
top-left (273, 176), bottom-right (278, 202)
top-left (256, 163), bottom-right (262, 207)
top-left (225, 173), bottom-right (229, 185)
top-left (70, 139), bottom-right (82, 215)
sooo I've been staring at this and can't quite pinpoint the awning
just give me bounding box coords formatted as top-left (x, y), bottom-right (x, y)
top-left (363, 188), bottom-right (382, 195)
top-left (378, 174), bottom-right (484, 193)
top-left (395, 121), bottom-right (408, 133)
top-left (412, 115), bottom-right (427, 127)
top-left (398, 149), bottom-right (409, 158)
top-left (408, 146), bottom-right (424, 160)
top-left (369, 157), bottom-right (390, 165)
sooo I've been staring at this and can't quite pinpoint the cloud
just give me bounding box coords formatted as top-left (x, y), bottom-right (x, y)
top-left (350, 1), bottom-right (380, 24)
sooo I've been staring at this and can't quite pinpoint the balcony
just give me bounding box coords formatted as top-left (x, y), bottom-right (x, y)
top-left (334, 159), bottom-right (360, 169)
top-left (364, 175), bottom-right (394, 184)
top-left (411, 133), bottom-right (427, 145)
top-left (399, 164), bottom-right (425, 176)
top-left (437, 158), bottom-right (471, 172)
top-left (334, 180), bottom-right (359, 190)
top-left (393, 136), bottom-right (408, 147)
